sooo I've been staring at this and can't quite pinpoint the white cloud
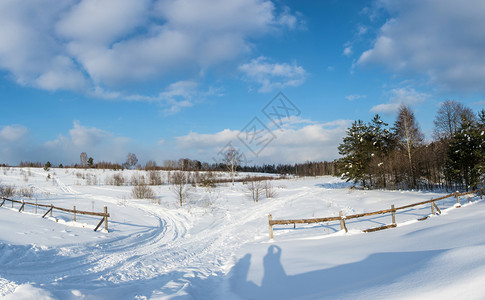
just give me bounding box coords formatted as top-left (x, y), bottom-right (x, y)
top-left (176, 119), bottom-right (349, 163)
top-left (0, 0), bottom-right (298, 100)
top-left (0, 1), bottom-right (88, 91)
top-left (371, 87), bottom-right (430, 114)
top-left (56, 0), bottom-right (149, 45)
top-left (358, 0), bottom-right (485, 92)
top-left (0, 125), bottom-right (28, 142)
top-left (343, 46), bottom-right (352, 56)
top-left (68, 121), bottom-right (110, 147)
top-left (346, 94), bottom-right (366, 101)
top-left (43, 121), bottom-right (132, 164)
top-left (239, 56), bottom-right (307, 93)
top-left (119, 80), bottom-right (217, 115)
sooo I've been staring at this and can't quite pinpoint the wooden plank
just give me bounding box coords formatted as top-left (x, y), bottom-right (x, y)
top-left (270, 216), bottom-right (341, 225)
top-left (0, 198), bottom-right (109, 217)
top-left (391, 204), bottom-right (396, 224)
top-left (0, 199), bottom-right (5, 207)
top-left (268, 214), bottom-right (273, 239)
top-left (104, 206), bottom-right (108, 232)
top-left (339, 211), bottom-right (348, 233)
top-left (433, 202), bottom-right (441, 214)
top-left (418, 216), bottom-right (429, 221)
top-left (19, 202), bottom-right (25, 212)
top-left (94, 217), bottom-right (105, 232)
top-left (363, 224), bottom-right (397, 233)
top-left (42, 206), bottom-right (53, 218)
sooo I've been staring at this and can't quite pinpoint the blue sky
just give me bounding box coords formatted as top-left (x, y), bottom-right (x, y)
top-left (1, 0), bottom-right (484, 166)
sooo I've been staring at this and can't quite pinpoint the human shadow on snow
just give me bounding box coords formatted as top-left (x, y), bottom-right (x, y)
top-left (230, 245), bottom-right (445, 299)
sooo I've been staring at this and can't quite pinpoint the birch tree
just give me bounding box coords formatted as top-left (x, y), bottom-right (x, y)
top-left (393, 105), bottom-right (424, 188)
top-left (223, 146), bottom-right (242, 186)
top-left (80, 152), bottom-right (87, 168)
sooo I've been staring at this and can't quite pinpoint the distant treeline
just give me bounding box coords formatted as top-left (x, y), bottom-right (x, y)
top-left (16, 159), bottom-right (337, 177)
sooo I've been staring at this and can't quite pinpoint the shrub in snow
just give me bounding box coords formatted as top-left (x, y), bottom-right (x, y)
top-left (132, 184), bottom-right (155, 199)
top-left (0, 184), bottom-right (16, 198)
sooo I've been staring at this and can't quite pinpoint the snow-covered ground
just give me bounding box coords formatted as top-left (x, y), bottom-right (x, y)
top-left (0, 167), bottom-right (484, 299)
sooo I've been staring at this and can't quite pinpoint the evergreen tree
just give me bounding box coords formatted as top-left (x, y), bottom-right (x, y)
top-left (338, 120), bottom-right (374, 188)
top-left (88, 157), bottom-right (94, 167)
top-left (445, 115), bottom-right (485, 191)
top-left (367, 114), bottom-right (393, 188)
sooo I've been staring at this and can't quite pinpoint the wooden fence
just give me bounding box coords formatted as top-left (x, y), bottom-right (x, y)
top-left (268, 188), bottom-right (484, 239)
top-left (0, 197), bottom-right (110, 232)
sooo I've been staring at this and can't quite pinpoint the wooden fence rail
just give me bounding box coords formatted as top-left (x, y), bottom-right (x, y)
top-left (0, 197), bottom-right (110, 232)
top-left (269, 187), bottom-right (484, 239)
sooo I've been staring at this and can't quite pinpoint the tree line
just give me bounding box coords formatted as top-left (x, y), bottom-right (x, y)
top-left (337, 101), bottom-right (485, 191)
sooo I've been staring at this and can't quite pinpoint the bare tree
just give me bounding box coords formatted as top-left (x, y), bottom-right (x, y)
top-left (394, 105), bottom-right (424, 188)
top-left (433, 100), bottom-right (476, 139)
top-left (126, 153), bottom-right (138, 169)
top-left (245, 180), bottom-right (264, 203)
top-left (223, 146), bottom-right (242, 186)
top-left (80, 152), bottom-right (88, 168)
top-left (264, 180), bottom-right (276, 198)
top-left (170, 171), bottom-right (190, 207)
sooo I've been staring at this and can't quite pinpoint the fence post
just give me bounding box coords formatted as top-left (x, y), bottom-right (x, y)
top-left (268, 214), bottom-right (274, 240)
top-left (431, 199), bottom-right (435, 215)
top-left (480, 189), bottom-right (483, 199)
top-left (339, 211), bottom-right (348, 233)
top-left (455, 193), bottom-right (461, 206)
top-left (391, 204), bottom-right (396, 225)
top-left (73, 206), bottom-right (76, 222)
top-left (35, 198), bottom-right (37, 215)
top-left (50, 204), bottom-right (53, 217)
top-left (19, 201), bottom-right (25, 212)
top-left (104, 206), bottom-right (108, 232)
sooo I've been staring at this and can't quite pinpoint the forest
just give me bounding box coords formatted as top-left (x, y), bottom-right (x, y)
top-left (337, 101), bottom-right (485, 191)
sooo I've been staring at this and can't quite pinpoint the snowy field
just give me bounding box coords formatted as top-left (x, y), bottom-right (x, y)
top-left (0, 167), bottom-right (484, 299)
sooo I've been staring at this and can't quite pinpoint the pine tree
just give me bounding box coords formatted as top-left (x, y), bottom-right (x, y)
top-left (338, 120), bottom-right (374, 188)
top-left (445, 115), bottom-right (485, 191)
top-left (367, 114), bottom-right (393, 188)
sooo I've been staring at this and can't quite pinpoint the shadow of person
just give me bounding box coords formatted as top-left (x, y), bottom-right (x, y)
top-left (230, 254), bottom-right (260, 296)
top-left (261, 245), bottom-right (286, 288)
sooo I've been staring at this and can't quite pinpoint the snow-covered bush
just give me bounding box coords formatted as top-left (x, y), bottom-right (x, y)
top-left (132, 184), bottom-right (155, 199)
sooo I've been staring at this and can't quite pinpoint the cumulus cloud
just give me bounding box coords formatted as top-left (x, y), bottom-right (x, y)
top-left (176, 119), bottom-right (349, 163)
top-left (0, 125), bottom-right (28, 142)
top-left (371, 87), bottom-right (430, 114)
top-left (68, 121), bottom-right (110, 147)
top-left (0, 0), bottom-right (298, 101)
top-left (43, 121), bottom-right (132, 164)
top-left (120, 80), bottom-right (218, 115)
top-left (239, 56), bottom-right (307, 93)
top-left (358, 0), bottom-right (485, 92)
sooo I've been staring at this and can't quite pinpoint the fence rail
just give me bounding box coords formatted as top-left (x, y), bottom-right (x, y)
top-left (0, 197), bottom-right (110, 232)
top-left (268, 188), bottom-right (484, 239)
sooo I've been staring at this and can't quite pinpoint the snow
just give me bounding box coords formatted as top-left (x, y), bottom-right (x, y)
top-left (1, 167), bottom-right (485, 299)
